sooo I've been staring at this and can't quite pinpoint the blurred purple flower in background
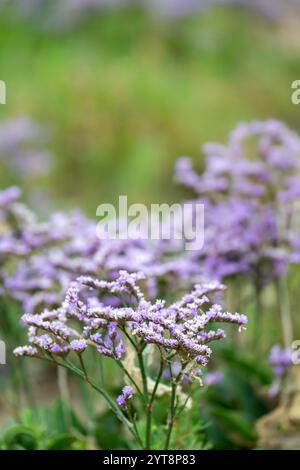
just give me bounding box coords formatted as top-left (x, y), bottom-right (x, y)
top-left (269, 344), bottom-right (292, 378)
top-left (0, 117), bottom-right (53, 177)
top-left (15, 269), bottom-right (247, 380)
top-left (145, 0), bottom-right (210, 18)
top-left (175, 120), bottom-right (300, 285)
top-left (268, 344), bottom-right (292, 397)
top-left (2, 119), bottom-right (299, 349)
top-left (2, 0), bottom-right (300, 27)
top-left (0, 184), bottom-right (205, 317)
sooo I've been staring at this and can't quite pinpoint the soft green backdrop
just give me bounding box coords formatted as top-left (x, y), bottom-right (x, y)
top-left (0, 6), bottom-right (300, 213)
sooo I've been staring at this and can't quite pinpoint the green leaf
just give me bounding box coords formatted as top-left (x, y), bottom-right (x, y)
top-left (211, 406), bottom-right (257, 446)
top-left (2, 424), bottom-right (37, 450)
top-left (45, 433), bottom-right (79, 450)
top-left (94, 411), bottom-right (128, 450)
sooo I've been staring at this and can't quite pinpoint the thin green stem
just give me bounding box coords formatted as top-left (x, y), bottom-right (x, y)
top-left (137, 350), bottom-right (148, 404)
top-left (38, 354), bottom-right (138, 442)
top-left (115, 359), bottom-right (144, 399)
top-left (128, 406), bottom-right (144, 450)
top-left (70, 354), bottom-right (143, 446)
top-left (137, 348), bottom-right (151, 449)
top-left (276, 277), bottom-right (294, 348)
top-left (146, 349), bottom-right (164, 450)
top-left (121, 326), bottom-right (138, 351)
top-left (164, 360), bottom-right (189, 450)
top-left (175, 391), bottom-right (192, 419)
top-left (0, 298), bottom-right (35, 410)
top-left (71, 355), bottom-right (132, 428)
top-left (164, 373), bottom-right (177, 450)
top-left (78, 354), bottom-right (88, 376)
top-left (149, 352), bottom-right (164, 407)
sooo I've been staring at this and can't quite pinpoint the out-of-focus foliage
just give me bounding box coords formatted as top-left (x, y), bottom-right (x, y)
top-left (1, 6), bottom-right (300, 210)
top-left (0, 400), bottom-right (89, 450)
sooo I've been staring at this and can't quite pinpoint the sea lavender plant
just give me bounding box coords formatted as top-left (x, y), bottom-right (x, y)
top-left (1, 182), bottom-right (205, 320)
top-left (175, 120), bottom-right (300, 349)
top-left (0, 185), bottom-right (210, 435)
top-left (0, 186), bottom-right (87, 294)
top-left (15, 270), bottom-right (247, 449)
top-left (175, 120), bottom-right (300, 282)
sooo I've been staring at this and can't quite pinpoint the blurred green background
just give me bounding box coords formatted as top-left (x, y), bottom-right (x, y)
top-left (0, 3), bottom-right (300, 213)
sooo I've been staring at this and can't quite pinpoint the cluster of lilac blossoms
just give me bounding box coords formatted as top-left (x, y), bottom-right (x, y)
top-left (3, 121), bottom-right (299, 324)
top-left (175, 120), bottom-right (300, 284)
top-left (0, 185), bottom-right (202, 317)
top-left (14, 270), bottom-right (247, 379)
top-left (0, 186), bottom-right (98, 308)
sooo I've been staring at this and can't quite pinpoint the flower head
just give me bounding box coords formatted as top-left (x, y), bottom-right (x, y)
top-left (175, 120), bottom-right (300, 284)
top-left (15, 270), bottom-right (247, 379)
top-left (116, 385), bottom-right (134, 410)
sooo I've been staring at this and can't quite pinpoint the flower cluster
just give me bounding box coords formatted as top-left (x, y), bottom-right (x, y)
top-left (1, 184), bottom-right (202, 318)
top-left (14, 270), bottom-right (247, 376)
top-left (116, 385), bottom-right (134, 410)
top-left (175, 120), bottom-right (300, 283)
top-left (203, 371), bottom-right (224, 386)
top-left (0, 186), bottom-right (96, 307)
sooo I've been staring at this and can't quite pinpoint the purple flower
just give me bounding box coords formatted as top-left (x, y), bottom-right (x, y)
top-left (203, 371), bottom-right (224, 386)
top-left (116, 385), bottom-right (134, 410)
top-left (50, 343), bottom-right (70, 355)
top-left (269, 344), bottom-right (292, 378)
top-left (15, 270), bottom-right (246, 378)
top-left (70, 339), bottom-right (87, 353)
top-left (175, 120), bottom-right (300, 284)
top-left (115, 340), bottom-right (126, 360)
top-left (268, 344), bottom-right (293, 397)
top-left (13, 345), bottom-right (38, 357)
